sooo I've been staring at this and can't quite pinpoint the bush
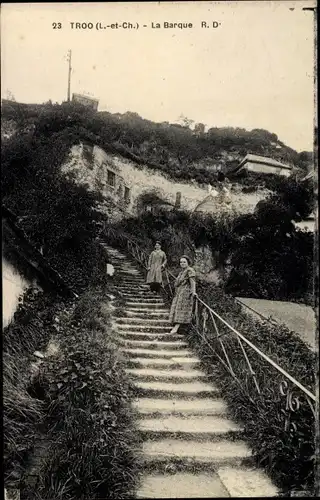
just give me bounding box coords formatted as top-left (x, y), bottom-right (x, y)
top-left (2, 101), bottom-right (304, 192)
top-left (108, 191), bottom-right (314, 305)
top-left (2, 124), bottom-right (109, 292)
top-left (3, 286), bottom-right (63, 488)
top-left (111, 209), bottom-right (195, 266)
top-left (25, 287), bottom-right (142, 500)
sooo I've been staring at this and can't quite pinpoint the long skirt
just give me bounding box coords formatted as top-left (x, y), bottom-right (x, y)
top-left (146, 265), bottom-right (163, 284)
top-left (169, 287), bottom-right (194, 324)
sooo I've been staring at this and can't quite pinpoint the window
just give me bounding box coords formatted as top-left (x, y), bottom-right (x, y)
top-left (107, 170), bottom-right (116, 187)
top-left (124, 186), bottom-right (130, 203)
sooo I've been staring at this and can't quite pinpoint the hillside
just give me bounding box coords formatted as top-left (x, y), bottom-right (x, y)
top-left (62, 143), bottom-right (270, 221)
top-left (1, 100), bottom-right (313, 185)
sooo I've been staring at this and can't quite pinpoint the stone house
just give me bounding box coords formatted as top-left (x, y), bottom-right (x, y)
top-left (72, 93), bottom-right (99, 111)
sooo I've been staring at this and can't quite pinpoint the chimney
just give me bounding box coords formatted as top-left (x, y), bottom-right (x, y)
top-left (175, 192), bottom-right (181, 209)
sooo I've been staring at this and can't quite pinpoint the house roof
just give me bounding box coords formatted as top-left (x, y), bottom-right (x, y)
top-left (237, 154), bottom-right (292, 171)
top-left (72, 93), bottom-right (99, 103)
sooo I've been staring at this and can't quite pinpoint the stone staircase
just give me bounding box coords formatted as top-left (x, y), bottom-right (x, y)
top-left (104, 245), bottom-right (279, 498)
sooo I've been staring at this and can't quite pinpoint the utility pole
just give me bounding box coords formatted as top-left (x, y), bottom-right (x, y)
top-left (67, 49), bottom-right (72, 102)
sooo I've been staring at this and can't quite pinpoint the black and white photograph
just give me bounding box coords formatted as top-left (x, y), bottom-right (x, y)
top-left (1, 1), bottom-right (318, 499)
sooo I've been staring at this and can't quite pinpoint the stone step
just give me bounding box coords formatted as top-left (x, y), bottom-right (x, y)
top-left (117, 266), bottom-right (142, 270)
top-left (115, 272), bottom-right (142, 278)
top-left (126, 299), bottom-right (165, 305)
top-left (117, 268), bottom-right (146, 272)
top-left (123, 347), bottom-right (193, 358)
top-left (127, 368), bottom-right (205, 381)
top-left (119, 331), bottom-right (183, 341)
top-left (123, 292), bottom-right (165, 298)
top-left (111, 262), bottom-right (135, 266)
top-left (128, 357), bottom-right (200, 369)
top-left (116, 317), bottom-right (171, 326)
top-left (120, 339), bottom-right (188, 350)
top-left (216, 466), bottom-right (279, 497)
top-left (126, 303), bottom-right (167, 309)
top-left (106, 254), bottom-right (127, 258)
top-left (107, 261), bottom-right (129, 267)
top-left (134, 380), bottom-right (218, 397)
top-left (139, 415), bottom-right (243, 439)
top-left (118, 325), bottom-right (173, 333)
top-left (119, 291), bottom-right (161, 298)
top-left (116, 272), bottom-right (145, 278)
top-left (142, 438), bottom-right (252, 467)
top-left (124, 314), bottom-right (170, 322)
top-left (136, 472), bottom-right (230, 498)
top-left (134, 397), bottom-right (228, 416)
top-left (104, 254), bottom-right (127, 260)
top-left (117, 284), bottom-right (148, 290)
top-left (125, 310), bottom-right (169, 319)
top-left (116, 282), bottom-right (147, 288)
top-left (115, 284), bottom-right (150, 290)
top-left (115, 282), bottom-right (149, 288)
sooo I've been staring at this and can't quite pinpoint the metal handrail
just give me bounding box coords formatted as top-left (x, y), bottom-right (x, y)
top-left (196, 296), bottom-right (316, 402)
top-left (104, 227), bottom-right (316, 408)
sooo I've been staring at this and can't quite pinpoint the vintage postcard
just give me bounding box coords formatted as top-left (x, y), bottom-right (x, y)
top-left (2, 1), bottom-right (318, 499)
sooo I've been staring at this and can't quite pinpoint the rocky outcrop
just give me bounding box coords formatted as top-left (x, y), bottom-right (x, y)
top-left (62, 144), bottom-right (271, 220)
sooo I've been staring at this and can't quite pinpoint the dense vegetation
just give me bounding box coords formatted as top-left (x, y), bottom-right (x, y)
top-left (2, 101), bottom-right (141, 498)
top-left (3, 286), bottom-right (60, 489)
top-left (2, 103), bottom-right (110, 292)
top-left (110, 173), bottom-right (314, 305)
top-left (2, 99), bottom-right (312, 191)
top-left (22, 287), bottom-right (141, 500)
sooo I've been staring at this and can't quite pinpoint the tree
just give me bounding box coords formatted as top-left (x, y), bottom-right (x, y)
top-left (2, 106), bottom-right (108, 291)
top-left (298, 151), bottom-right (313, 172)
top-left (177, 114), bottom-right (194, 129)
top-left (194, 123), bottom-right (206, 136)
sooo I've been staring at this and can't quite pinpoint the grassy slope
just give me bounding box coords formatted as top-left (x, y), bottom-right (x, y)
top-left (22, 285), bottom-right (142, 500)
top-left (186, 283), bottom-right (316, 494)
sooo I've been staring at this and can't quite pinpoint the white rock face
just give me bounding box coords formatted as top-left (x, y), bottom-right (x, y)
top-left (61, 144), bottom-right (270, 219)
top-left (2, 259), bottom-right (30, 329)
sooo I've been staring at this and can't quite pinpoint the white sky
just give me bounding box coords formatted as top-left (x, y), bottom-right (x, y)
top-left (1, 1), bottom-right (316, 151)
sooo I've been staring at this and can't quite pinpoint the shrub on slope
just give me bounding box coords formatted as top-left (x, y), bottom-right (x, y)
top-left (23, 287), bottom-right (141, 500)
